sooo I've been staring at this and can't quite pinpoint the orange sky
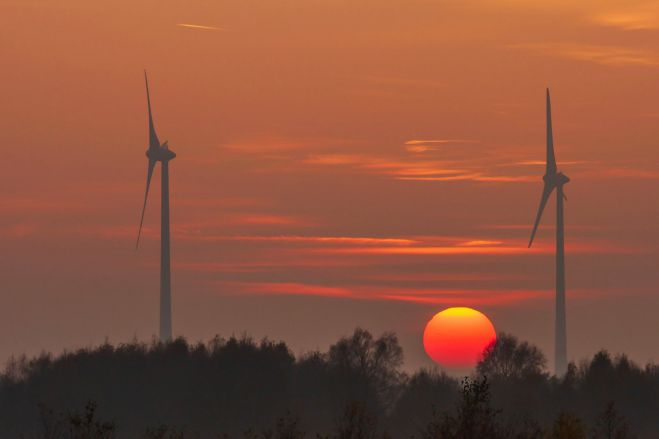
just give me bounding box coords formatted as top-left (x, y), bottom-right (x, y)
top-left (1, 0), bottom-right (658, 371)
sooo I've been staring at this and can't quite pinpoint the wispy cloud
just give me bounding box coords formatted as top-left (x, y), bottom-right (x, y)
top-left (397, 174), bottom-right (536, 183)
top-left (313, 244), bottom-right (544, 256)
top-left (238, 214), bottom-right (306, 226)
top-left (404, 139), bottom-right (479, 153)
top-left (177, 23), bottom-right (225, 31)
top-left (0, 196), bottom-right (83, 212)
top-left (0, 224), bottom-right (38, 238)
top-left (592, 4), bottom-right (659, 31)
top-left (171, 214), bottom-right (314, 236)
top-left (573, 167), bottom-right (659, 180)
top-left (305, 237), bottom-right (636, 256)
top-left (225, 281), bottom-right (551, 306)
top-left (511, 43), bottom-right (659, 67)
top-left (354, 75), bottom-right (446, 89)
top-left (405, 139), bottom-right (478, 146)
top-left (599, 168), bottom-right (659, 180)
top-left (304, 153), bottom-right (531, 183)
top-left (187, 235), bottom-right (418, 246)
top-left (512, 160), bottom-right (592, 167)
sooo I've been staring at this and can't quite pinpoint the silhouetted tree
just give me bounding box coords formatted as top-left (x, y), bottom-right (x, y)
top-left (333, 401), bottom-right (378, 439)
top-left (143, 425), bottom-right (199, 439)
top-left (3, 330), bottom-right (659, 438)
top-left (387, 369), bottom-right (458, 438)
top-left (477, 333), bottom-right (547, 380)
top-left (552, 413), bottom-right (585, 439)
top-left (591, 402), bottom-right (633, 439)
top-left (422, 376), bottom-right (503, 439)
top-left (476, 334), bottom-right (550, 428)
top-left (25, 401), bottom-right (116, 439)
top-left (273, 412), bottom-right (306, 439)
top-left (328, 328), bottom-right (404, 411)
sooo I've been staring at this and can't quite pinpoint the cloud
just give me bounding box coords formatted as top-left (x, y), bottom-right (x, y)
top-left (0, 224), bottom-right (38, 238)
top-left (304, 152), bottom-right (534, 183)
top-left (172, 214), bottom-right (315, 237)
top-left (397, 174), bottom-right (536, 183)
top-left (458, 240), bottom-right (504, 247)
top-left (0, 196), bottom-right (83, 212)
top-left (405, 139), bottom-right (479, 153)
top-left (353, 75), bottom-right (446, 89)
top-left (176, 257), bottom-right (372, 273)
top-left (237, 214), bottom-right (306, 226)
top-left (570, 167), bottom-right (659, 181)
top-left (304, 237), bottom-right (636, 256)
top-left (224, 281), bottom-right (551, 306)
top-left (313, 244), bottom-right (544, 256)
top-left (592, 5), bottom-right (659, 30)
top-left (512, 160), bottom-right (592, 167)
top-left (511, 43), bottom-right (659, 67)
top-left (186, 235), bottom-right (418, 246)
top-left (379, 291), bottom-right (549, 306)
top-left (235, 282), bottom-right (353, 298)
top-left (175, 197), bottom-right (263, 208)
top-left (176, 23), bottom-right (225, 31)
top-left (598, 168), bottom-right (659, 180)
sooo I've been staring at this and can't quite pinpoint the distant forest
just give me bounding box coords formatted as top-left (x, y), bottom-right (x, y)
top-left (1, 329), bottom-right (657, 438)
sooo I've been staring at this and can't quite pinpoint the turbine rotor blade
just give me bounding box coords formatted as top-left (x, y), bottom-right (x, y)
top-left (136, 159), bottom-right (157, 249)
top-left (145, 71), bottom-right (161, 151)
top-left (528, 183), bottom-right (555, 248)
top-left (546, 88), bottom-right (557, 176)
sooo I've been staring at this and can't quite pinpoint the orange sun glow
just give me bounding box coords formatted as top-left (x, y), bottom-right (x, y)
top-left (423, 307), bottom-right (496, 369)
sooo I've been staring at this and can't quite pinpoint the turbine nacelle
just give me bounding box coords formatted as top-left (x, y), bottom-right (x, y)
top-left (543, 171), bottom-right (570, 187)
top-left (146, 142), bottom-right (177, 162)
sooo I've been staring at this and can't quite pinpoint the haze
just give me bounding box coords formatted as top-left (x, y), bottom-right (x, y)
top-left (1, 0), bottom-right (658, 371)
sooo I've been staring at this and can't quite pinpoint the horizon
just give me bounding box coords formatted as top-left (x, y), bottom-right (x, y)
top-left (1, 0), bottom-right (659, 375)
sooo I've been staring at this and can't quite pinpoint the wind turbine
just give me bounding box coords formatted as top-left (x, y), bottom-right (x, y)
top-left (136, 71), bottom-right (176, 343)
top-left (528, 89), bottom-right (570, 376)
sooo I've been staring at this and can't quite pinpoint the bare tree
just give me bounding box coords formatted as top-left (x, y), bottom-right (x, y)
top-left (477, 333), bottom-right (547, 380)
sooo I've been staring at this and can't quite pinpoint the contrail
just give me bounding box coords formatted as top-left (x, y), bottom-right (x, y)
top-left (177, 23), bottom-right (225, 31)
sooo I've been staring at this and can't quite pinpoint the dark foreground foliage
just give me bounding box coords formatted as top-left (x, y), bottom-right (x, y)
top-left (2, 330), bottom-right (656, 438)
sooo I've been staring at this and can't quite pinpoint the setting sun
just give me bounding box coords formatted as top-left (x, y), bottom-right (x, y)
top-left (423, 307), bottom-right (496, 369)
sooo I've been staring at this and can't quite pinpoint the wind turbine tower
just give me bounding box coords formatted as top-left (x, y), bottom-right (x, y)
top-left (528, 89), bottom-right (570, 376)
top-left (136, 71), bottom-right (176, 343)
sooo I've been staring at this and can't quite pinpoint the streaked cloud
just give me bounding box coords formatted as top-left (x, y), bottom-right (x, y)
top-left (511, 43), bottom-right (659, 67)
top-left (592, 4), bottom-right (659, 30)
top-left (313, 244), bottom-right (544, 256)
top-left (0, 196), bottom-right (83, 212)
top-left (574, 167), bottom-right (659, 180)
top-left (405, 139), bottom-right (479, 153)
top-left (306, 238), bottom-right (636, 256)
top-left (458, 240), bottom-right (504, 247)
top-left (0, 224), bottom-right (38, 238)
top-left (187, 235), bottom-right (418, 246)
top-left (512, 160), bottom-right (592, 167)
top-left (304, 152), bottom-right (533, 183)
top-left (176, 23), bottom-right (225, 31)
top-left (238, 214), bottom-right (305, 226)
top-left (354, 75), bottom-right (446, 89)
top-left (379, 290), bottom-right (550, 306)
top-left (397, 174), bottom-right (536, 183)
top-left (404, 139), bottom-right (478, 146)
top-left (599, 168), bottom-right (659, 180)
top-left (226, 281), bottom-right (551, 306)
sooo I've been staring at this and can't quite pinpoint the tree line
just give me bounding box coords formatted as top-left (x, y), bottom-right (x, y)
top-left (1, 329), bottom-right (656, 438)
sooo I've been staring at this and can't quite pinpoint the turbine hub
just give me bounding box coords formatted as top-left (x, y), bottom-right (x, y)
top-left (543, 172), bottom-right (570, 187)
top-left (556, 172), bottom-right (570, 185)
top-left (146, 145), bottom-right (177, 162)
